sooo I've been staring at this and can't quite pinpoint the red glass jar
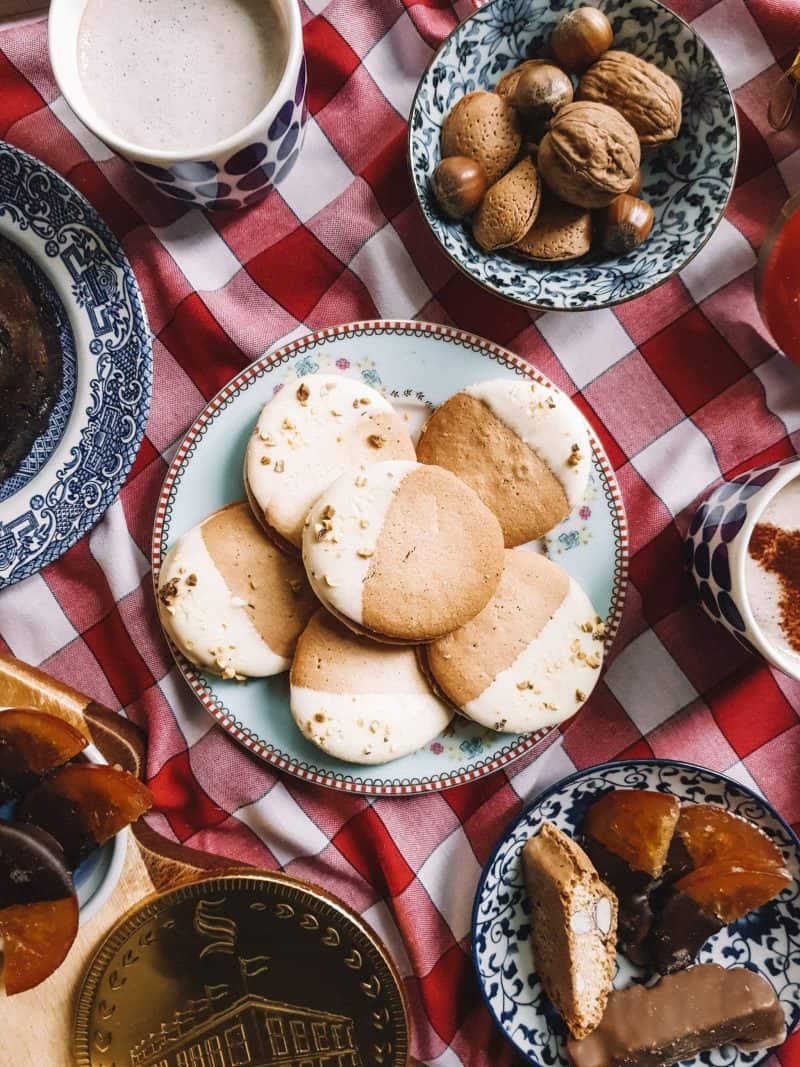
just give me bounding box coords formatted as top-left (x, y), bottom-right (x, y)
top-left (756, 193), bottom-right (800, 363)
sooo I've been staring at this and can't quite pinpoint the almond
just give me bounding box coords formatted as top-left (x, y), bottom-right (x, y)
top-left (513, 190), bottom-right (592, 261)
top-left (577, 51), bottom-right (682, 146)
top-left (441, 90), bottom-right (522, 185)
top-left (472, 157), bottom-right (542, 251)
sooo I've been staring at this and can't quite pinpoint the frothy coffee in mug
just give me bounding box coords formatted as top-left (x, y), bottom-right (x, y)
top-left (77, 0), bottom-right (288, 153)
top-left (746, 477), bottom-right (800, 661)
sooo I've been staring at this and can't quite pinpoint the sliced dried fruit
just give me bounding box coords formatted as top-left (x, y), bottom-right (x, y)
top-left (441, 90), bottom-right (522, 185)
top-left (674, 864), bottom-right (791, 925)
top-left (675, 804), bottom-right (789, 876)
top-left (0, 708), bottom-right (87, 803)
top-left (473, 157), bottom-right (541, 251)
top-left (0, 820), bottom-right (78, 994)
top-left (19, 763), bottom-right (153, 869)
top-left (583, 790), bottom-right (680, 877)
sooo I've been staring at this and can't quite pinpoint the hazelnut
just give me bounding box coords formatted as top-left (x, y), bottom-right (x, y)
top-left (601, 194), bottom-right (654, 253)
top-left (513, 63), bottom-right (574, 126)
top-left (496, 59), bottom-right (549, 101)
top-left (577, 51), bottom-right (682, 145)
top-left (430, 156), bottom-right (488, 219)
top-left (538, 101), bottom-right (640, 208)
top-left (441, 90), bottom-right (522, 185)
top-left (550, 7), bottom-right (613, 72)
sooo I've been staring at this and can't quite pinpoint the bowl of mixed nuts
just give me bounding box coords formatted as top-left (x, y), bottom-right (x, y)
top-left (408, 0), bottom-right (738, 311)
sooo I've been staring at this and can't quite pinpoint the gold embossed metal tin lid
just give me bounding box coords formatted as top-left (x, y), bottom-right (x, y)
top-left (74, 872), bottom-right (408, 1067)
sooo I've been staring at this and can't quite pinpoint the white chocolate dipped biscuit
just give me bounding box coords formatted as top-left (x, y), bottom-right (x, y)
top-left (302, 460), bottom-right (505, 643)
top-left (416, 378), bottom-right (592, 546)
top-left (244, 374), bottom-right (415, 550)
top-left (290, 609), bottom-right (453, 764)
top-left (424, 549), bottom-right (604, 733)
top-left (157, 502), bottom-right (317, 679)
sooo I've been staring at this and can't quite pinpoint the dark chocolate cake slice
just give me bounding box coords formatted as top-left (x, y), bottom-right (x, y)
top-left (0, 243), bottom-right (63, 483)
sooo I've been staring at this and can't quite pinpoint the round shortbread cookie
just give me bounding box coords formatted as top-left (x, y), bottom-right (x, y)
top-left (290, 609), bottom-right (453, 764)
top-left (244, 374), bottom-right (415, 551)
top-left (424, 549), bottom-right (604, 734)
top-left (416, 378), bottom-right (592, 546)
top-left (157, 502), bottom-right (317, 679)
top-left (302, 460), bottom-right (504, 643)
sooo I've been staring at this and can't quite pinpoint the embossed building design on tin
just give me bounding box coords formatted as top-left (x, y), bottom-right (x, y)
top-left (129, 990), bottom-right (362, 1067)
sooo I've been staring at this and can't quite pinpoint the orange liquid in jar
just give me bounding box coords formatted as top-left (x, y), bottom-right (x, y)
top-left (759, 199), bottom-right (800, 363)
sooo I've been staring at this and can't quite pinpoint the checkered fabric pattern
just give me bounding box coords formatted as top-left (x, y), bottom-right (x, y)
top-left (0, 1), bottom-right (799, 1063)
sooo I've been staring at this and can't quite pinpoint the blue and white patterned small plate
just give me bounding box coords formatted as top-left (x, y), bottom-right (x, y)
top-left (0, 142), bottom-right (152, 588)
top-left (408, 0), bottom-right (739, 311)
top-left (153, 321), bottom-right (629, 796)
top-left (473, 759), bottom-right (800, 1067)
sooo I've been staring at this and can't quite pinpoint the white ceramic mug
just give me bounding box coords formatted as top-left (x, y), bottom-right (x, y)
top-left (686, 456), bottom-right (800, 680)
top-left (48, 0), bottom-right (307, 210)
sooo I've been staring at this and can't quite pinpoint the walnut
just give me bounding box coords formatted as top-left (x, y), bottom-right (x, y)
top-left (538, 101), bottom-right (640, 209)
top-left (577, 51), bottom-right (682, 146)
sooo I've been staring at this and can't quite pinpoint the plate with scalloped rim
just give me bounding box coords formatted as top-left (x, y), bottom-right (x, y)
top-left (472, 758), bottom-right (800, 1067)
top-left (0, 142), bottom-right (151, 589)
top-left (408, 0), bottom-right (738, 311)
top-left (152, 320), bottom-right (628, 796)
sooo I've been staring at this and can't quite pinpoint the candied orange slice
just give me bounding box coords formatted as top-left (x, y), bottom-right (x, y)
top-left (0, 897), bottom-right (78, 994)
top-left (0, 708), bottom-right (86, 775)
top-left (36, 763), bottom-right (153, 844)
top-left (583, 790), bottom-right (681, 876)
top-left (675, 864), bottom-right (792, 924)
top-left (676, 805), bottom-right (788, 875)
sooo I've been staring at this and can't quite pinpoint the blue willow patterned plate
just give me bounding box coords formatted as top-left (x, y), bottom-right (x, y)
top-left (408, 0), bottom-right (739, 311)
top-left (0, 142), bottom-right (151, 588)
top-left (152, 321), bottom-right (628, 797)
top-left (473, 759), bottom-right (800, 1066)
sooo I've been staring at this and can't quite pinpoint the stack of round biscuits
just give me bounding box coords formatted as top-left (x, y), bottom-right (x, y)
top-left (157, 371), bottom-right (606, 766)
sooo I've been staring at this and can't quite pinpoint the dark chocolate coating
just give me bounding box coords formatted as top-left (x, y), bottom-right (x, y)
top-left (647, 889), bottom-right (723, 974)
top-left (0, 737), bottom-right (39, 803)
top-left (582, 834), bottom-right (656, 960)
top-left (18, 783), bottom-right (95, 871)
top-left (0, 819), bottom-right (73, 907)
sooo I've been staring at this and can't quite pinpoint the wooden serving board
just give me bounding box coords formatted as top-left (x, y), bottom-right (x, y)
top-left (0, 653), bottom-right (247, 1067)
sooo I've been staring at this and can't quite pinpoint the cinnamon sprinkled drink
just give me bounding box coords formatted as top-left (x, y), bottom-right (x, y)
top-left (746, 477), bottom-right (800, 661)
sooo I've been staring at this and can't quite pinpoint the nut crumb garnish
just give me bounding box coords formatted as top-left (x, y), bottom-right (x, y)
top-left (331, 409), bottom-right (342, 417)
top-left (359, 519), bottom-right (369, 529)
top-left (321, 505), bottom-right (335, 520)
top-left (576, 689), bottom-right (587, 702)
top-left (186, 574), bottom-right (198, 587)
top-left (296, 382), bottom-right (310, 404)
top-left (356, 548), bottom-right (374, 559)
top-left (494, 719), bottom-right (508, 731)
top-left (580, 620), bottom-right (594, 633)
top-left (323, 574), bottom-right (337, 587)
top-left (282, 418), bottom-right (295, 431)
top-left (355, 474), bottom-right (368, 488)
top-left (314, 712), bottom-right (326, 723)
top-left (363, 745), bottom-right (372, 756)
top-left (259, 432), bottom-right (275, 445)
top-left (359, 397), bottom-right (371, 405)
top-left (367, 434), bottom-right (386, 448)
top-left (260, 455), bottom-right (271, 465)
top-left (288, 577), bottom-right (304, 594)
top-left (540, 701), bottom-right (557, 712)
top-left (159, 578), bottom-right (179, 605)
top-left (369, 721), bottom-right (379, 734)
top-left (274, 459), bottom-right (285, 473)
top-left (586, 653), bottom-right (602, 669)
top-left (567, 444), bottom-right (582, 467)
top-left (546, 395), bottom-right (557, 409)
top-left (516, 679), bottom-right (535, 691)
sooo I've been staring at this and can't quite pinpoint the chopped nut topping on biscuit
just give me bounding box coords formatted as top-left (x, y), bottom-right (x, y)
top-left (296, 382), bottom-right (310, 404)
top-left (367, 434), bottom-right (386, 448)
top-left (567, 444), bottom-right (582, 467)
top-left (359, 519), bottom-right (369, 529)
top-left (331, 409), bottom-right (342, 417)
top-left (546, 395), bottom-right (557, 409)
top-left (282, 418), bottom-right (295, 431)
top-left (260, 455), bottom-right (271, 465)
top-left (314, 712), bottom-right (326, 723)
top-left (323, 574), bottom-right (337, 587)
top-left (259, 432), bottom-right (275, 446)
top-left (274, 459), bottom-right (285, 473)
top-left (186, 574), bottom-right (198, 587)
top-left (356, 548), bottom-right (374, 559)
top-left (516, 679), bottom-right (535, 691)
top-left (355, 474), bottom-right (368, 488)
top-left (159, 578), bottom-right (180, 606)
top-left (576, 689), bottom-right (587, 702)
top-left (359, 397), bottom-right (371, 405)
top-left (321, 505), bottom-right (335, 520)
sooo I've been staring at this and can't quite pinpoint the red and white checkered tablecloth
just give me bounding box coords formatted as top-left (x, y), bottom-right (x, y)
top-left (0, 1), bottom-right (799, 1063)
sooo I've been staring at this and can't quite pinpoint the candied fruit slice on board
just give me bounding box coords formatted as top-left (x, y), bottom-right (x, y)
top-left (0, 708), bottom-right (87, 802)
top-left (19, 764), bottom-right (152, 868)
top-left (676, 805), bottom-right (788, 875)
top-left (583, 790), bottom-right (681, 877)
top-left (675, 864), bottom-right (791, 925)
top-left (0, 897), bottom-right (79, 994)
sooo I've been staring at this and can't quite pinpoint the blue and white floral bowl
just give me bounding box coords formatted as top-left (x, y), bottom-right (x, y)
top-left (49, 0), bottom-right (307, 211)
top-left (686, 457), bottom-right (800, 681)
top-left (408, 0), bottom-right (739, 311)
top-left (473, 759), bottom-right (800, 1067)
